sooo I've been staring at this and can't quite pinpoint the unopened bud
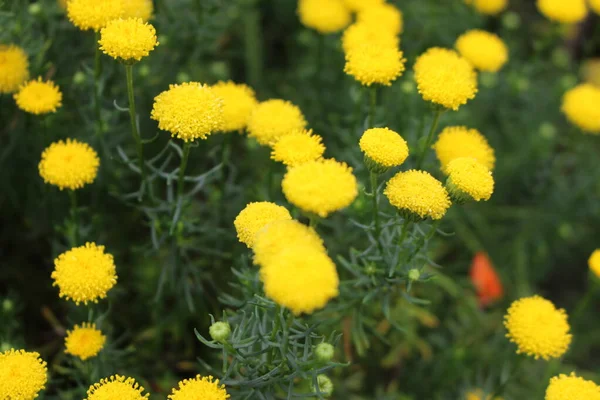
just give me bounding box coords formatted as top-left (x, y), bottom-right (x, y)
top-left (209, 321), bottom-right (231, 343)
top-left (315, 343), bottom-right (334, 363)
top-left (316, 375), bottom-right (334, 397)
top-left (408, 269), bottom-right (420, 281)
top-left (2, 299), bottom-right (13, 312)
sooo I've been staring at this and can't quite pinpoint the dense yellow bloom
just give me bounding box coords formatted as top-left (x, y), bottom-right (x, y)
top-left (14, 77), bottom-right (62, 115)
top-left (168, 375), bottom-right (230, 400)
top-left (99, 18), bottom-right (158, 62)
top-left (414, 47), bottom-right (478, 110)
top-left (341, 23), bottom-right (399, 54)
top-left (0, 349), bottom-right (47, 399)
top-left (356, 3), bottom-right (403, 35)
top-left (51, 243), bottom-right (118, 305)
top-left (504, 295), bottom-right (572, 360)
top-left (591, 0), bottom-right (600, 15)
top-left (0, 44), bottom-right (29, 93)
top-left (561, 83), bottom-right (600, 134)
top-left (433, 126), bottom-right (496, 173)
top-left (545, 373), bottom-right (600, 400)
top-left (121, 0), bottom-right (153, 21)
top-left (446, 157), bottom-right (494, 202)
top-left (234, 202), bottom-right (292, 248)
top-left (455, 30), bottom-right (508, 72)
top-left (537, 0), bottom-right (587, 23)
top-left (384, 170), bottom-right (451, 220)
top-left (465, 389), bottom-right (502, 400)
top-left (271, 130), bottom-right (325, 167)
top-left (65, 323), bottom-right (106, 361)
top-left (282, 159), bottom-right (358, 218)
top-left (343, 0), bottom-right (384, 12)
top-left (589, 249), bottom-right (600, 278)
top-left (39, 139), bottom-right (100, 190)
top-left (211, 81), bottom-right (258, 132)
top-left (247, 99), bottom-right (307, 146)
top-left (359, 127), bottom-right (409, 169)
top-left (344, 44), bottom-right (406, 86)
top-left (67, 0), bottom-right (123, 31)
top-left (86, 375), bottom-right (148, 400)
top-left (581, 58), bottom-right (600, 87)
top-left (298, 0), bottom-right (351, 34)
top-left (151, 82), bottom-right (224, 141)
top-left (464, 0), bottom-right (508, 15)
top-left (260, 244), bottom-right (339, 314)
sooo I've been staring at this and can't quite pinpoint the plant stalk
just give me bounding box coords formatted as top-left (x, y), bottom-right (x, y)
top-left (93, 31), bottom-right (103, 137)
top-left (177, 142), bottom-right (192, 202)
top-left (416, 108), bottom-right (442, 169)
top-left (125, 64), bottom-right (146, 200)
top-left (369, 86), bottom-right (377, 127)
top-left (69, 190), bottom-right (79, 247)
top-left (370, 171), bottom-right (381, 241)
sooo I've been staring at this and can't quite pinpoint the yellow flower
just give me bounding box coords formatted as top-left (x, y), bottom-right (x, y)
top-left (234, 202), bottom-right (292, 248)
top-left (39, 139), bottom-right (100, 190)
top-left (168, 375), bottom-right (230, 400)
top-left (344, 44), bottom-right (406, 86)
top-left (589, 249), bottom-right (600, 278)
top-left (247, 99), bottom-right (307, 146)
top-left (99, 18), bottom-right (158, 62)
top-left (433, 126), bottom-right (496, 173)
top-left (446, 157), bottom-right (494, 202)
top-left (65, 323), bottom-right (106, 361)
top-left (591, 0), bottom-right (600, 15)
top-left (384, 170), bottom-right (451, 220)
top-left (282, 159), bottom-right (358, 218)
top-left (545, 373), bottom-right (600, 400)
top-left (14, 77), bottom-right (62, 115)
top-left (504, 295), bottom-right (572, 360)
top-left (211, 81), bottom-right (258, 132)
top-left (465, 389), bottom-right (503, 400)
top-left (271, 129), bottom-right (325, 167)
top-left (464, 0), bottom-right (508, 15)
top-left (537, 0), bottom-right (588, 23)
top-left (343, 0), bottom-right (384, 12)
top-left (0, 44), bottom-right (29, 94)
top-left (581, 58), bottom-right (600, 87)
top-left (298, 0), bottom-right (351, 34)
top-left (0, 349), bottom-right (47, 399)
top-left (51, 242), bottom-right (118, 305)
top-left (121, 0), bottom-right (153, 21)
top-left (86, 375), bottom-right (148, 400)
top-left (356, 3), bottom-right (403, 35)
top-left (341, 23), bottom-right (399, 54)
top-left (455, 30), bottom-right (508, 72)
top-left (67, 0), bottom-right (123, 31)
top-left (359, 127), bottom-right (409, 170)
top-left (414, 47), bottom-right (478, 111)
top-left (151, 82), bottom-right (224, 142)
top-left (260, 244), bottom-right (339, 315)
top-left (561, 83), bottom-right (600, 134)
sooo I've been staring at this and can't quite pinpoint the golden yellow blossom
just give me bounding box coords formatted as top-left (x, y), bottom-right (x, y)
top-left (67, 0), bottom-right (123, 31)
top-left (341, 23), bottom-right (399, 54)
top-left (0, 349), bottom-right (47, 399)
top-left (211, 81), bottom-right (258, 132)
top-left (14, 77), bottom-right (62, 114)
top-left (433, 126), bottom-right (495, 173)
top-left (39, 139), bottom-right (100, 190)
top-left (271, 130), bottom-right (325, 167)
top-left (356, 3), bottom-right (403, 35)
top-left (86, 375), bottom-right (148, 400)
top-left (298, 0), bottom-right (351, 34)
top-left (561, 83), bottom-right (600, 134)
top-left (545, 373), bottom-right (600, 400)
top-left (344, 44), bottom-right (406, 86)
top-left (464, 0), bottom-right (508, 15)
top-left (589, 249), bottom-right (600, 279)
top-left (537, 0), bottom-right (587, 24)
top-left (234, 202), bottom-right (292, 248)
top-left (446, 157), bottom-right (494, 202)
top-left (121, 0), bottom-right (153, 21)
top-left (359, 127), bottom-right (409, 169)
top-left (0, 44), bottom-right (29, 93)
top-left (247, 99), bottom-right (307, 146)
top-left (455, 30), bottom-right (508, 72)
top-left (65, 323), bottom-right (106, 361)
top-left (99, 18), bottom-right (158, 62)
top-left (168, 375), bottom-right (230, 400)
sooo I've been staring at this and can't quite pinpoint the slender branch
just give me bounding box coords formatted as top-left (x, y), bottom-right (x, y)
top-left (416, 108), bottom-right (443, 169)
top-left (370, 171), bottom-right (381, 242)
top-left (368, 86), bottom-right (377, 128)
top-left (69, 190), bottom-right (79, 247)
top-left (125, 64), bottom-right (146, 200)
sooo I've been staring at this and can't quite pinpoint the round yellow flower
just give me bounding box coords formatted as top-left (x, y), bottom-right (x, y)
top-left (356, 3), bottom-right (403, 35)
top-left (282, 159), bottom-right (358, 218)
top-left (39, 139), bottom-right (100, 190)
top-left (359, 127), bottom-right (409, 169)
top-left (546, 373), bottom-right (600, 400)
top-left (561, 83), bottom-right (600, 134)
top-left (260, 244), bottom-right (339, 315)
top-left (384, 170), bottom-right (451, 220)
top-left (537, 0), bottom-right (587, 23)
top-left (121, 0), bottom-right (153, 21)
top-left (414, 47), bottom-right (478, 111)
top-left (14, 77), bottom-right (62, 115)
top-left (151, 82), bottom-right (224, 141)
top-left (65, 323), bottom-right (106, 361)
top-left (0, 349), bottom-right (47, 399)
top-left (446, 157), bottom-right (494, 202)
top-left (589, 249), bottom-right (600, 279)
top-left (0, 44), bottom-right (29, 94)
top-left (234, 202), bottom-right (292, 248)
top-left (344, 44), bottom-right (406, 86)
top-left (86, 375), bottom-right (148, 400)
top-left (433, 126), bottom-right (496, 173)
top-left (168, 375), bottom-right (229, 400)
top-left (99, 18), bottom-right (158, 62)
top-left (298, 0), bottom-right (351, 34)
top-left (211, 81), bottom-right (258, 132)
top-left (465, 389), bottom-right (503, 400)
top-left (341, 23), bottom-right (399, 54)
top-left (455, 30), bottom-right (508, 73)
top-left (271, 129), bottom-right (325, 167)
top-left (591, 0), bottom-right (600, 15)
top-left (464, 0), bottom-right (508, 15)
top-left (247, 99), bottom-right (307, 146)
top-left (343, 0), bottom-right (384, 12)
top-left (51, 242), bottom-right (118, 305)
top-left (67, 0), bottom-right (123, 31)
top-left (504, 295), bottom-right (572, 360)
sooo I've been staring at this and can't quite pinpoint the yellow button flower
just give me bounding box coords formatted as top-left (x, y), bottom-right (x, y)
top-left (211, 81), bottom-right (258, 132)
top-left (39, 139), bottom-right (100, 190)
top-left (561, 83), bottom-right (600, 134)
top-left (0, 44), bottom-right (29, 94)
top-left (433, 126), bottom-right (496, 173)
top-left (537, 0), bottom-right (588, 24)
top-left (121, 0), bottom-right (153, 21)
top-left (99, 18), bottom-right (158, 62)
top-left (359, 127), bottom-right (409, 170)
top-left (464, 0), bottom-right (508, 15)
top-left (271, 129), bottom-right (325, 167)
top-left (14, 77), bottom-right (62, 114)
top-left (65, 323), bottom-right (106, 361)
top-left (0, 349), bottom-right (47, 400)
top-left (455, 30), bottom-right (508, 72)
top-left (344, 44), bottom-right (406, 86)
top-left (247, 99), bottom-right (307, 146)
top-left (446, 157), bottom-right (494, 202)
top-left (356, 3), bottom-right (403, 35)
top-left (589, 249), bottom-right (600, 279)
top-left (298, 0), bottom-right (351, 34)
top-left (168, 375), bottom-right (230, 400)
top-left (341, 23), bottom-right (399, 54)
top-left (591, 0), bottom-right (600, 15)
top-left (343, 0), bottom-right (384, 12)
top-left (466, 389), bottom-right (503, 400)
top-left (545, 373), bottom-right (600, 400)
top-left (86, 375), bottom-right (148, 400)
top-left (67, 0), bottom-right (123, 31)
top-left (234, 202), bottom-right (292, 248)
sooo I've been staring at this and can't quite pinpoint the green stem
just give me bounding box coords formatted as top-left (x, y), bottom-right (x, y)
top-left (405, 219), bottom-right (441, 264)
top-left (537, 358), bottom-right (560, 397)
top-left (125, 64), bottom-right (146, 199)
top-left (267, 305), bottom-right (282, 366)
top-left (489, 356), bottom-right (525, 398)
top-left (416, 108), bottom-right (442, 169)
top-left (69, 190), bottom-right (79, 246)
top-left (370, 171), bottom-right (381, 241)
top-left (177, 142), bottom-right (192, 202)
top-left (93, 31), bottom-right (103, 137)
top-left (397, 219), bottom-right (411, 247)
top-left (572, 278), bottom-right (599, 322)
top-left (368, 86), bottom-right (377, 127)
top-left (309, 215), bottom-right (319, 229)
top-left (243, 0), bottom-right (263, 89)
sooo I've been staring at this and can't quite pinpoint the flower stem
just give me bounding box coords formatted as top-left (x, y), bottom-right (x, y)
top-left (572, 277), bottom-right (599, 322)
top-left (69, 190), bottom-right (79, 247)
top-left (370, 171), bottom-right (381, 241)
top-left (309, 215), bottom-right (319, 229)
top-left (416, 108), bottom-right (442, 169)
top-left (398, 219), bottom-right (411, 247)
top-left (368, 86), bottom-right (377, 127)
top-left (267, 305), bottom-right (282, 366)
top-left (243, 0), bottom-right (263, 89)
top-left (177, 142), bottom-right (192, 202)
top-left (125, 64), bottom-right (146, 199)
top-left (93, 31), bottom-right (103, 137)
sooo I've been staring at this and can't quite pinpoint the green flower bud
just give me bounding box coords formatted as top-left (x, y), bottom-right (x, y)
top-left (28, 3), bottom-right (42, 15)
top-left (314, 343), bottom-right (334, 363)
top-left (73, 71), bottom-right (86, 85)
top-left (316, 375), bottom-right (334, 398)
top-left (0, 342), bottom-right (12, 352)
top-left (408, 269), bottom-right (420, 281)
top-left (176, 72), bottom-right (190, 84)
top-left (539, 122), bottom-right (557, 139)
top-left (502, 12), bottom-right (521, 30)
top-left (209, 321), bottom-right (231, 343)
top-left (138, 64), bottom-right (151, 77)
top-left (2, 299), bottom-right (13, 312)
top-left (480, 72), bottom-right (498, 89)
top-left (400, 80), bottom-right (415, 94)
top-left (552, 48), bottom-right (570, 69)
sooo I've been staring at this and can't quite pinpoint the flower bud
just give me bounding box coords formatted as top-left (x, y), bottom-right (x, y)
top-left (2, 299), bottom-right (13, 312)
top-left (209, 321), bottom-right (231, 343)
top-left (316, 375), bottom-right (334, 397)
top-left (408, 269), bottom-right (420, 281)
top-left (73, 71), bottom-right (86, 86)
top-left (314, 343), bottom-right (334, 363)
top-left (28, 3), bottom-right (42, 15)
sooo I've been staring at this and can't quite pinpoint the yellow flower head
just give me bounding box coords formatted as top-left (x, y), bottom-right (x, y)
top-left (433, 126), bottom-right (496, 173)
top-left (537, 0), bottom-right (588, 24)
top-left (51, 242), bottom-right (117, 305)
top-left (39, 139), bottom-right (100, 190)
top-left (344, 44), bottom-right (406, 86)
top-left (14, 77), bottom-right (62, 115)
top-left (343, 0), bottom-right (384, 12)
top-left (464, 0), bottom-right (508, 15)
top-left (65, 323), bottom-right (106, 361)
top-left (561, 83), bottom-right (600, 134)
top-left (260, 244), bottom-right (339, 315)
top-left (247, 99), bottom-right (307, 146)
top-left (234, 202), bottom-right (292, 248)
top-left (0, 349), bottom-right (47, 399)
top-left (359, 127), bottom-right (409, 169)
top-left (341, 23), bottom-right (399, 54)
top-left (446, 157), bottom-right (494, 202)
top-left (271, 129), bottom-right (325, 167)
top-left (121, 0), bottom-right (153, 21)
top-left (168, 375), bottom-right (229, 400)
top-left (0, 44), bottom-right (29, 94)
top-left (282, 159), bottom-right (358, 218)
top-left (356, 3), bottom-right (403, 35)
top-left (99, 18), bottom-right (158, 62)
top-left (591, 0), bottom-right (600, 15)
top-left (504, 295), bottom-right (572, 360)
top-left (465, 389), bottom-right (503, 400)
top-left (298, 0), bottom-right (351, 34)
top-left (211, 81), bottom-right (258, 132)
top-left (414, 47), bottom-right (478, 110)
top-left (253, 220), bottom-right (325, 267)
top-left (86, 375), bottom-right (148, 400)
top-left (455, 30), bottom-right (508, 73)
top-left (151, 82), bottom-right (224, 141)
top-left (67, 0), bottom-right (123, 31)
top-left (589, 249), bottom-right (600, 279)
top-left (545, 373), bottom-right (600, 400)
top-left (384, 170), bottom-right (451, 220)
